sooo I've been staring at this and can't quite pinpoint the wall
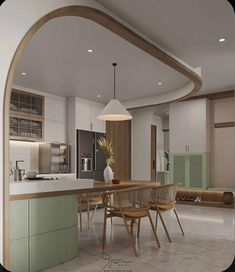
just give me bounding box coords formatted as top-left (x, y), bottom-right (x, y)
top-left (131, 108), bottom-right (164, 180)
top-left (10, 141), bottom-right (39, 179)
top-left (211, 97), bottom-right (235, 188)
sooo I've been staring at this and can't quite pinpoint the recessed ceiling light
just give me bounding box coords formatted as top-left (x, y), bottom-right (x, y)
top-left (87, 49), bottom-right (93, 53)
top-left (97, 94), bottom-right (101, 98)
top-left (219, 38), bottom-right (226, 43)
top-left (21, 72), bottom-right (27, 75)
top-left (157, 82), bottom-right (163, 85)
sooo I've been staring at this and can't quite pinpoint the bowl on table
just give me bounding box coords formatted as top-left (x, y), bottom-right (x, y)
top-left (112, 179), bottom-right (120, 184)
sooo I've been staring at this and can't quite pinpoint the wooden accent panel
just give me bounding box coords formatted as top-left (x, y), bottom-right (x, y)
top-left (106, 121), bottom-right (131, 180)
top-left (185, 90), bottom-right (234, 101)
top-left (215, 122), bottom-right (235, 128)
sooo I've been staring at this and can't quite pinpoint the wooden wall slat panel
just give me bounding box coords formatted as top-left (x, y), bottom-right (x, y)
top-left (106, 121), bottom-right (131, 180)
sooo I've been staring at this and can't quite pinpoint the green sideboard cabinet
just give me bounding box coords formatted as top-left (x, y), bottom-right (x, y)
top-left (169, 153), bottom-right (210, 189)
top-left (10, 195), bottom-right (78, 272)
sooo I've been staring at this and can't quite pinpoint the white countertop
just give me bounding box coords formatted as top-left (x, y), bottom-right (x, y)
top-left (10, 179), bottom-right (94, 195)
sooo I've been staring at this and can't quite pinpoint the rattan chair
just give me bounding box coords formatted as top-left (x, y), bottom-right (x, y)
top-left (150, 184), bottom-right (184, 242)
top-left (102, 186), bottom-right (160, 257)
top-left (78, 193), bottom-right (103, 231)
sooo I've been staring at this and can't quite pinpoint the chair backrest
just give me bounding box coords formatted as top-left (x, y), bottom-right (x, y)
top-left (104, 186), bottom-right (153, 210)
top-left (152, 184), bottom-right (178, 204)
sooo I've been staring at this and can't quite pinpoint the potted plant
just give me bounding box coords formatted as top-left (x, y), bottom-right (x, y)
top-left (97, 137), bottom-right (115, 183)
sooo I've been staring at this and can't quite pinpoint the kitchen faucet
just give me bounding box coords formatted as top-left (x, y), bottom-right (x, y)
top-left (14, 160), bottom-right (25, 181)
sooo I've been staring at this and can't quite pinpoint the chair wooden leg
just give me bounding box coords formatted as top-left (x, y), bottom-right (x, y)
top-left (90, 204), bottom-right (98, 223)
top-left (122, 215), bottom-right (138, 257)
top-left (158, 211), bottom-right (172, 243)
top-left (155, 211), bottom-right (159, 231)
top-left (137, 219), bottom-right (141, 238)
top-left (147, 212), bottom-right (160, 248)
top-left (78, 198), bottom-right (82, 232)
top-left (87, 198), bottom-right (90, 229)
top-left (131, 220), bottom-right (134, 235)
top-left (174, 209), bottom-right (184, 235)
top-left (102, 207), bottom-right (107, 251)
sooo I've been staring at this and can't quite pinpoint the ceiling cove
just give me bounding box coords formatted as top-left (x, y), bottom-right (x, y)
top-left (11, 5), bottom-right (202, 109)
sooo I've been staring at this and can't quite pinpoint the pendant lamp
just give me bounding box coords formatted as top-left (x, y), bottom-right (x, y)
top-left (97, 63), bottom-right (133, 121)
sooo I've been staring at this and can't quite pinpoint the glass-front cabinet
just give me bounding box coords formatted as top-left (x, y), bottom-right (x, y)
top-left (10, 89), bottom-right (44, 141)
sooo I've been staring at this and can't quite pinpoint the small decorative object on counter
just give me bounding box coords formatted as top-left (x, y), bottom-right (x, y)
top-left (97, 137), bottom-right (114, 183)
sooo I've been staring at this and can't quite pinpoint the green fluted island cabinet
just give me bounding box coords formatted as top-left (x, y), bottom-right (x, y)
top-left (10, 195), bottom-right (78, 272)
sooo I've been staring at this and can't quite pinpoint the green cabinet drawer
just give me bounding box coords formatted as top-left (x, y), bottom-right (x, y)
top-left (29, 196), bottom-right (66, 235)
top-left (29, 229), bottom-right (66, 272)
top-left (10, 200), bottom-right (29, 240)
top-left (66, 226), bottom-right (78, 261)
top-left (65, 195), bottom-right (78, 228)
top-left (10, 238), bottom-right (29, 272)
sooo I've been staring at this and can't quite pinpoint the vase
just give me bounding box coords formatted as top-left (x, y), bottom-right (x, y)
top-left (103, 165), bottom-right (113, 183)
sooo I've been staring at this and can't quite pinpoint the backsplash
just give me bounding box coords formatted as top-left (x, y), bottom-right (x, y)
top-left (10, 141), bottom-right (39, 173)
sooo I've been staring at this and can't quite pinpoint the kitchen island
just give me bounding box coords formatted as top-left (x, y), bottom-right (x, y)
top-left (10, 179), bottom-right (160, 272)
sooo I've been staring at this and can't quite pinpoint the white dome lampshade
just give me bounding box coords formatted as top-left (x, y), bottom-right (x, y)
top-left (97, 62), bottom-right (133, 121)
top-left (97, 99), bottom-right (132, 121)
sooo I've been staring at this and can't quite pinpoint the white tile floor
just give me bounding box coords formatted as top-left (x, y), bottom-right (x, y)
top-left (46, 205), bottom-right (234, 272)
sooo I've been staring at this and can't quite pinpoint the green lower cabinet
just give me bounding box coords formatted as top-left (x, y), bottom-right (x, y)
top-left (29, 229), bottom-right (66, 272)
top-left (170, 153), bottom-right (210, 189)
top-left (66, 226), bottom-right (79, 261)
top-left (10, 238), bottom-right (29, 272)
top-left (10, 195), bottom-right (78, 272)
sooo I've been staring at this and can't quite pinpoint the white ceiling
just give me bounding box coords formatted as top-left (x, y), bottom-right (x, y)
top-left (14, 0), bottom-right (235, 105)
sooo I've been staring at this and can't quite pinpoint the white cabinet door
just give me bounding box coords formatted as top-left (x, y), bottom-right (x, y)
top-left (75, 99), bottom-right (90, 131)
top-left (45, 96), bottom-right (66, 123)
top-left (169, 102), bottom-right (188, 153)
top-left (90, 104), bottom-right (105, 133)
top-left (44, 120), bottom-right (66, 143)
top-left (187, 99), bottom-right (207, 152)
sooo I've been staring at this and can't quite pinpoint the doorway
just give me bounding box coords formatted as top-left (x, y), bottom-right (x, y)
top-left (151, 125), bottom-right (157, 181)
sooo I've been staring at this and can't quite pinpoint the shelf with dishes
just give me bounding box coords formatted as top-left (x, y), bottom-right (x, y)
top-left (10, 89), bottom-right (44, 118)
top-left (10, 116), bottom-right (44, 141)
top-left (10, 89), bottom-right (44, 141)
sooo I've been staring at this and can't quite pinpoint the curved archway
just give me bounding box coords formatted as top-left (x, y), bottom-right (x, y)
top-left (1, 3), bottom-right (202, 268)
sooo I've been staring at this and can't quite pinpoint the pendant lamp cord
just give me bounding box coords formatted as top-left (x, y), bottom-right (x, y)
top-left (113, 63), bottom-right (117, 99)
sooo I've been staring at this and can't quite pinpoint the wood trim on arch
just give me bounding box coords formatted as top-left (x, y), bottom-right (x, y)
top-left (3, 5), bottom-right (202, 267)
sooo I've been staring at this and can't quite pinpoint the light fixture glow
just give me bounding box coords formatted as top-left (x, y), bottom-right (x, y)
top-left (21, 72), bottom-right (27, 75)
top-left (87, 49), bottom-right (93, 53)
top-left (97, 94), bottom-right (101, 98)
top-left (157, 82), bottom-right (163, 85)
top-left (97, 63), bottom-right (132, 121)
top-left (219, 38), bottom-right (226, 43)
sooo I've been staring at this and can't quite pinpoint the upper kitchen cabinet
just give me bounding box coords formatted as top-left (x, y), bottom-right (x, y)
top-left (44, 96), bottom-right (67, 143)
top-left (170, 99), bottom-right (210, 153)
top-left (10, 90), bottom-right (44, 141)
top-left (69, 97), bottom-right (105, 133)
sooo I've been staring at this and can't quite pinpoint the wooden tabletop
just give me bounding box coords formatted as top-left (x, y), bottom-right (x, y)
top-left (10, 180), bottom-right (161, 201)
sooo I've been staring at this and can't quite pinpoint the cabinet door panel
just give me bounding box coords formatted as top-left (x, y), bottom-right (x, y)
top-left (76, 100), bottom-right (90, 130)
top-left (187, 99), bottom-right (206, 152)
top-left (10, 238), bottom-right (29, 272)
top-left (45, 96), bottom-right (66, 123)
top-left (171, 155), bottom-right (187, 187)
top-left (30, 196), bottom-right (66, 235)
top-left (44, 120), bottom-right (66, 143)
top-left (30, 229), bottom-right (66, 272)
top-left (90, 104), bottom-right (105, 133)
top-left (189, 154), bottom-right (203, 188)
top-left (169, 103), bottom-right (188, 153)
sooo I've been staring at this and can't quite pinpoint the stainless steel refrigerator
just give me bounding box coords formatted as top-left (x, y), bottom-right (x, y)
top-left (76, 130), bottom-right (106, 181)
